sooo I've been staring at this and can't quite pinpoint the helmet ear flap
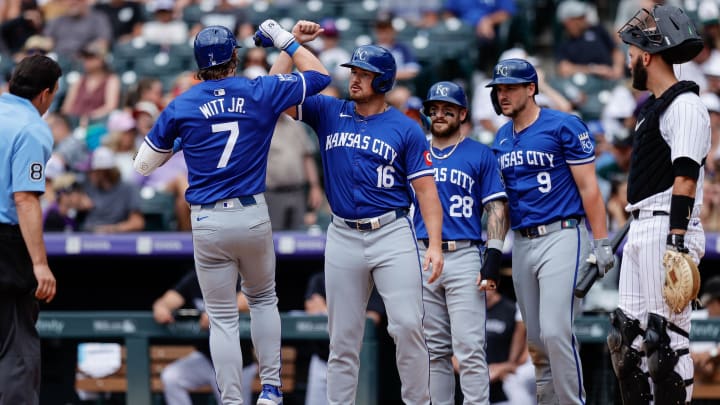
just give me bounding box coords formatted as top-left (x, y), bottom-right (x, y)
top-left (490, 87), bottom-right (502, 115)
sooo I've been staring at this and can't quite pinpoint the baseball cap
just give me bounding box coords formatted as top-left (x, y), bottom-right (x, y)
top-left (79, 42), bottom-right (108, 58)
top-left (106, 110), bottom-right (136, 133)
top-left (374, 11), bottom-right (394, 28)
top-left (700, 0), bottom-right (719, 25)
top-left (701, 92), bottom-right (720, 113)
top-left (91, 146), bottom-right (117, 170)
top-left (23, 35), bottom-right (54, 54)
top-left (45, 155), bottom-right (66, 180)
top-left (151, 0), bottom-right (174, 12)
top-left (321, 18), bottom-right (339, 37)
top-left (556, 0), bottom-right (587, 21)
top-left (133, 101), bottom-right (159, 120)
top-left (700, 276), bottom-right (720, 306)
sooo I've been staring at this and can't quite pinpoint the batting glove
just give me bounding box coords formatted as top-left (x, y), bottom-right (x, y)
top-left (254, 19), bottom-right (295, 51)
top-left (480, 247), bottom-right (502, 287)
top-left (667, 233), bottom-right (690, 253)
top-left (592, 238), bottom-right (615, 277)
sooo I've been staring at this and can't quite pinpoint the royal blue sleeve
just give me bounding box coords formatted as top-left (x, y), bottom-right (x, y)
top-left (145, 102), bottom-right (178, 152)
top-left (405, 124), bottom-right (434, 181)
top-left (559, 115), bottom-right (596, 165)
top-left (478, 146), bottom-right (507, 204)
top-left (260, 71), bottom-right (330, 116)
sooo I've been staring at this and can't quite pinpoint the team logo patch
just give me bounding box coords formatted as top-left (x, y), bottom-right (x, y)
top-left (275, 74), bottom-right (297, 82)
top-left (29, 162), bottom-right (43, 182)
top-left (578, 131), bottom-right (594, 154)
top-left (423, 150), bottom-right (432, 166)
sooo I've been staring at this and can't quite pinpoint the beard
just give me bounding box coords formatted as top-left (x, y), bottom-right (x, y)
top-left (432, 120), bottom-right (461, 138)
top-left (631, 57), bottom-right (648, 91)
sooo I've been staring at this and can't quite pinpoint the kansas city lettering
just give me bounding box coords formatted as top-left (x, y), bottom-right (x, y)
top-left (325, 132), bottom-right (398, 164)
top-left (434, 167), bottom-right (475, 193)
top-left (198, 97), bottom-right (246, 119)
top-left (498, 150), bottom-right (554, 170)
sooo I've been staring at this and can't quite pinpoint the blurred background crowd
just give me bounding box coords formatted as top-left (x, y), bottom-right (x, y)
top-left (1, 0), bottom-right (719, 237)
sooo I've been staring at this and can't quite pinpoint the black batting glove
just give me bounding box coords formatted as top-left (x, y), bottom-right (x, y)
top-left (480, 247), bottom-right (502, 288)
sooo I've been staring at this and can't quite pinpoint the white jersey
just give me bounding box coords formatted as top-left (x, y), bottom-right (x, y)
top-left (625, 92), bottom-right (711, 214)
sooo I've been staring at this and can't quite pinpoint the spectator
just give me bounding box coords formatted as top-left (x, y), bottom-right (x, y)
top-left (153, 268), bottom-right (258, 405)
top-left (43, 0), bottom-right (112, 58)
top-left (102, 109), bottom-right (139, 183)
top-left (379, 0), bottom-right (440, 28)
top-left (141, 0), bottom-right (189, 47)
top-left (606, 176), bottom-right (630, 232)
top-left (701, 92), bottom-right (720, 177)
top-left (60, 41), bottom-right (121, 127)
top-left (303, 271), bottom-right (385, 405)
top-left (0, 0), bottom-right (44, 54)
top-left (314, 18), bottom-right (351, 87)
top-left (555, 0), bottom-right (625, 81)
top-left (124, 77), bottom-right (165, 113)
top-left (43, 180), bottom-right (91, 232)
top-left (700, 179), bottom-right (720, 232)
top-left (93, 0), bottom-right (145, 44)
top-left (442, 0), bottom-right (515, 70)
top-left (240, 47), bottom-right (269, 78)
top-left (483, 288), bottom-right (535, 405)
top-left (45, 112), bottom-right (89, 174)
top-left (373, 13), bottom-right (420, 82)
top-left (79, 146), bottom-right (145, 233)
top-left (133, 100), bottom-right (160, 139)
top-left (692, 276), bottom-right (720, 386)
top-left (265, 114), bottom-right (323, 231)
top-left (194, 0), bottom-right (253, 43)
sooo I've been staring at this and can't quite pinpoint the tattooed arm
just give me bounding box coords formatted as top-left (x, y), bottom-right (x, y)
top-left (478, 199), bottom-right (509, 290)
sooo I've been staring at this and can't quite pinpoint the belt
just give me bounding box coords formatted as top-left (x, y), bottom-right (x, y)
top-left (0, 223), bottom-right (20, 235)
top-left (419, 239), bottom-right (478, 252)
top-left (191, 195), bottom-right (257, 210)
top-left (631, 210), bottom-right (669, 220)
top-left (334, 208), bottom-right (408, 231)
top-left (518, 217), bottom-right (580, 238)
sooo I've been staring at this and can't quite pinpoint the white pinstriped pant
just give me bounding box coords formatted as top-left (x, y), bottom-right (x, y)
top-left (618, 215), bottom-right (705, 402)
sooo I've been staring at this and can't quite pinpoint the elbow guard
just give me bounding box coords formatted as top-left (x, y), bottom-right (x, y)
top-left (672, 157), bottom-right (700, 181)
top-left (134, 141), bottom-right (172, 176)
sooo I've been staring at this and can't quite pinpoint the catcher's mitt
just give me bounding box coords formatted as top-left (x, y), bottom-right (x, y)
top-left (662, 250), bottom-right (701, 313)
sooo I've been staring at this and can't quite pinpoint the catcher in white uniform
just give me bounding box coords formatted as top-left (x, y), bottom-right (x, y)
top-left (611, 5), bottom-right (710, 404)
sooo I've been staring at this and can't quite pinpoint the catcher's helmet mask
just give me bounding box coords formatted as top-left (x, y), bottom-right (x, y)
top-left (485, 58), bottom-right (539, 115)
top-left (194, 25), bottom-right (241, 70)
top-left (618, 5), bottom-right (703, 64)
top-left (423, 81), bottom-right (469, 123)
top-left (341, 45), bottom-right (397, 94)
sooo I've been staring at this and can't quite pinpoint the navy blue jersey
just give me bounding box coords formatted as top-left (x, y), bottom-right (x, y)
top-left (413, 137), bottom-right (506, 240)
top-left (492, 109), bottom-right (594, 229)
top-left (299, 95), bottom-right (433, 219)
top-left (145, 73), bottom-right (311, 205)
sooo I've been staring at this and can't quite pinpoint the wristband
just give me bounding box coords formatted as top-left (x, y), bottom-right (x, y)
top-left (487, 239), bottom-right (504, 251)
top-left (670, 194), bottom-right (694, 231)
top-left (284, 41), bottom-right (300, 56)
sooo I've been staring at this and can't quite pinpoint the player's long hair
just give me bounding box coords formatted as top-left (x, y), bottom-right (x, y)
top-left (196, 50), bottom-right (239, 81)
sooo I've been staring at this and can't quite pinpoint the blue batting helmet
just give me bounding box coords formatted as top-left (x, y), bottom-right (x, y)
top-left (423, 81), bottom-right (468, 109)
top-left (341, 45), bottom-right (396, 93)
top-left (194, 25), bottom-right (240, 70)
top-left (486, 58), bottom-right (538, 90)
top-left (486, 58), bottom-right (538, 115)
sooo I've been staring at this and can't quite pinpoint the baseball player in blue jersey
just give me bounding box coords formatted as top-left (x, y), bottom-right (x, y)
top-left (414, 81), bottom-right (508, 405)
top-left (0, 55), bottom-right (62, 405)
top-left (611, 6), bottom-right (709, 404)
top-left (134, 21), bottom-right (330, 405)
top-left (487, 58), bottom-right (614, 405)
top-left (270, 33), bottom-right (444, 404)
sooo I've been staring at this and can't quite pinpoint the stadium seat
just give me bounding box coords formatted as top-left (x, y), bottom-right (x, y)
top-left (139, 188), bottom-right (176, 231)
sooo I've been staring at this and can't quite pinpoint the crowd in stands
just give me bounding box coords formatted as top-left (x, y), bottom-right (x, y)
top-left (1, 0), bottom-right (719, 238)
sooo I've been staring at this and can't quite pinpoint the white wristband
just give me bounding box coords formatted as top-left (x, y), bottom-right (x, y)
top-left (487, 239), bottom-right (504, 251)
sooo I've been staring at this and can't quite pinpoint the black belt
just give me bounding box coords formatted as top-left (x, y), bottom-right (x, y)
top-left (0, 223), bottom-right (20, 235)
top-left (419, 239), bottom-right (479, 252)
top-left (340, 208), bottom-right (408, 231)
top-left (518, 217), bottom-right (580, 238)
top-left (631, 210), bottom-right (669, 220)
top-left (197, 195), bottom-right (257, 210)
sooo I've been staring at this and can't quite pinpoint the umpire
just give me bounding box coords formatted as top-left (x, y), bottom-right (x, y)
top-left (0, 55), bottom-right (61, 404)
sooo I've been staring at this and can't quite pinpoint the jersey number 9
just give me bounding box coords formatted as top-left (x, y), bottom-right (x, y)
top-left (537, 171), bottom-right (552, 193)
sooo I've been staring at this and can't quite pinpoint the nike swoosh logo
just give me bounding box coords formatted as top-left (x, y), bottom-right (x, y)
top-left (499, 138), bottom-right (508, 145)
top-left (635, 118), bottom-right (645, 131)
top-left (196, 216), bottom-right (209, 221)
top-left (339, 113), bottom-right (352, 118)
